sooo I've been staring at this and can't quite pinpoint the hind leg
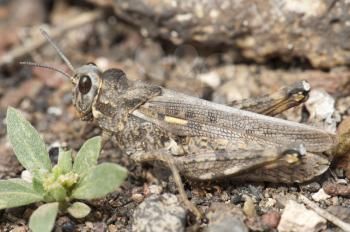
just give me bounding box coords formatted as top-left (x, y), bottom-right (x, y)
top-left (230, 80), bottom-right (310, 116)
top-left (131, 146), bottom-right (301, 219)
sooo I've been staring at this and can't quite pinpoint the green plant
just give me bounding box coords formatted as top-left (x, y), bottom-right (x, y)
top-left (2, 107), bottom-right (127, 232)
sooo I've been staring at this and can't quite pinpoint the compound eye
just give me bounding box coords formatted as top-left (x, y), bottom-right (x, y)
top-left (78, 75), bottom-right (92, 95)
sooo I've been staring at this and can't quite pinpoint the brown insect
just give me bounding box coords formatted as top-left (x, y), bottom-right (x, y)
top-left (22, 29), bottom-right (344, 219)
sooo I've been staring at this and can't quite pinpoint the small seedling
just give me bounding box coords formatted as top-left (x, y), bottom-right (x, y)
top-left (1, 107), bottom-right (127, 232)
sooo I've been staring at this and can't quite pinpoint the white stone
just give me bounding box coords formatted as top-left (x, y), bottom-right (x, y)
top-left (311, 188), bottom-right (331, 202)
top-left (265, 198), bottom-right (277, 208)
top-left (278, 200), bottom-right (326, 232)
top-left (305, 89), bottom-right (335, 121)
top-left (132, 194), bottom-right (186, 232)
top-left (47, 106), bottom-right (62, 116)
top-left (198, 71), bottom-right (221, 88)
top-left (148, 184), bottom-right (163, 195)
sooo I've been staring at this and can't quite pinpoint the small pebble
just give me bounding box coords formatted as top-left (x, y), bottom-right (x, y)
top-left (220, 191), bottom-right (230, 202)
top-left (147, 184), bottom-right (163, 195)
top-left (243, 195), bottom-right (257, 217)
top-left (305, 89), bottom-right (335, 120)
top-left (208, 215), bottom-right (248, 232)
top-left (198, 71), bottom-right (221, 88)
top-left (207, 203), bottom-right (248, 232)
top-left (335, 168), bottom-right (345, 178)
top-left (108, 224), bottom-right (117, 232)
top-left (331, 196), bottom-right (339, 206)
top-left (47, 106), bottom-right (62, 116)
top-left (265, 198), bottom-right (277, 208)
top-left (248, 185), bottom-right (263, 201)
top-left (57, 216), bottom-right (76, 232)
top-left (132, 193), bottom-right (144, 203)
top-left (61, 220), bottom-right (76, 232)
top-left (132, 193), bottom-right (186, 232)
top-left (85, 222), bottom-right (94, 229)
top-left (231, 194), bottom-right (244, 204)
top-left (275, 195), bottom-right (290, 208)
top-left (278, 200), bottom-right (326, 232)
top-left (305, 89), bottom-right (337, 132)
top-left (323, 181), bottom-right (350, 197)
top-left (300, 182), bottom-right (321, 192)
top-left (311, 188), bottom-right (331, 202)
top-left (261, 211), bottom-right (280, 229)
top-left (94, 222), bottom-right (107, 232)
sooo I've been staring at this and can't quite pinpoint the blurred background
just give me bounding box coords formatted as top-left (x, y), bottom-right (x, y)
top-left (1, 0), bottom-right (350, 231)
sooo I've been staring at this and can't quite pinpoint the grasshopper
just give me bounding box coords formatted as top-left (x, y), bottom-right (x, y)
top-left (22, 30), bottom-right (340, 219)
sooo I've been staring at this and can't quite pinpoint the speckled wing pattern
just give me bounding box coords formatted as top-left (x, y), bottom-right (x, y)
top-left (133, 89), bottom-right (337, 153)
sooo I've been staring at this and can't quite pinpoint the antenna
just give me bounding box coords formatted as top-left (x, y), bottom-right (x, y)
top-left (20, 61), bottom-right (71, 79)
top-left (39, 28), bottom-right (75, 72)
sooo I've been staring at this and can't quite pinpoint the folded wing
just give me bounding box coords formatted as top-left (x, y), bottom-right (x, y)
top-left (132, 89), bottom-right (337, 153)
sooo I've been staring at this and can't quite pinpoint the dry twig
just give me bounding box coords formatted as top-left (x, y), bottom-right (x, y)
top-left (299, 195), bottom-right (350, 232)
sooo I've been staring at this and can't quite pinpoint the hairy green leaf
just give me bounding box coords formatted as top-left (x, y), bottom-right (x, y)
top-left (67, 202), bottom-right (91, 218)
top-left (6, 107), bottom-right (51, 172)
top-left (0, 179), bottom-right (43, 209)
top-left (29, 202), bottom-right (58, 232)
top-left (57, 149), bottom-right (72, 174)
top-left (32, 178), bottom-right (45, 195)
top-left (72, 136), bottom-right (101, 176)
top-left (71, 163), bottom-right (127, 199)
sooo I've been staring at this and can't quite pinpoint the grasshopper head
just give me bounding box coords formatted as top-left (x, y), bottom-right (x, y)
top-left (72, 63), bottom-right (102, 121)
top-left (20, 29), bottom-right (104, 121)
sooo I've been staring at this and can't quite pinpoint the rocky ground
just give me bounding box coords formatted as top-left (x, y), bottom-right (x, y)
top-left (1, 0), bottom-right (350, 231)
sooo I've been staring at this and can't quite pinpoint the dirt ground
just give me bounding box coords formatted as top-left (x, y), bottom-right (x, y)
top-left (2, 1), bottom-right (350, 231)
